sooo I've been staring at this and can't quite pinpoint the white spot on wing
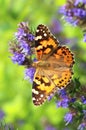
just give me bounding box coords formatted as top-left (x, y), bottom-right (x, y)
top-left (36, 29), bottom-right (39, 32)
top-left (32, 89), bottom-right (39, 95)
top-left (37, 45), bottom-right (43, 50)
top-left (40, 94), bottom-right (44, 98)
top-left (44, 33), bottom-right (47, 37)
top-left (35, 36), bottom-right (42, 40)
top-left (32, 97), bottom-right (36, 101)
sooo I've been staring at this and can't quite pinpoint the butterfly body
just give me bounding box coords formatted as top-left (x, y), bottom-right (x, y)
top-left (32, 24), bottom-right (74, 106)
top-left (32, 60), bottom-right (50, 69)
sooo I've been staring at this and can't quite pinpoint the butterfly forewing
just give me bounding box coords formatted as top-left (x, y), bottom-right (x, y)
top-left (35, 24), bottom-right (59, 60)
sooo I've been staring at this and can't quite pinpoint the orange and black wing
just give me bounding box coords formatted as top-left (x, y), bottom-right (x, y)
top-left (35, 24), bottom-right (59, 60)
top-left (32, 68), bottom-right (56, 106)
top-left (46, 46), bottom-right (74, 89)
top-left (32, 46), bottom-right (75, 106)
top-left (32, 25), bottom-right (75, 106)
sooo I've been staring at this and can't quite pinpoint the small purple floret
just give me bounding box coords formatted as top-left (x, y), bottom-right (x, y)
top-left (77, 123), bottom-right (86, 130)
top-left (20, 41), bottom-right (31, 55)
top-left (11, 52), bottom-right (25, 65)
top-left (56, 97), bottom-right (69, 108)
top-left (24, 67), bottom-right (35, 82)
top-left (64, 112), bottom-right (73, 125)
top-left (81, 96), bottom-right (86, 104)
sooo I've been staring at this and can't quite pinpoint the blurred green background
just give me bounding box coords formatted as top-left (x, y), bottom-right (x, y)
top-left (0, 0), bottom-right (86, 130)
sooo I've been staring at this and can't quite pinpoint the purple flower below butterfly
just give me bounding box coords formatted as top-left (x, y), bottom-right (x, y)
top-left (56, 89), bottom-right (69, 108)
top-left (58, 89), bottom-right (67, 98)
top-left (56, 97), bottom-right (69, 108)
top-left (77, 123), bottom-right (86, 130)
top-left (64, 112), bottom-right (73, 125)
top-left (83, 34), bottom-right (86, 42)
top-left (81, 96), bottom-right (86, 104)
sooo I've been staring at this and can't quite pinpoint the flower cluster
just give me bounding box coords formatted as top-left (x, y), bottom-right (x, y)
top-left (9, 22), bottom-right (86, 130)
top-left (55, 79), bottom-right (86, 129)
top-left (9, 22), bottom-right (36, 82)
top-left (59, 0), bottom-right (86, 42)
top-left (49, 18), bottom-right (78, 48)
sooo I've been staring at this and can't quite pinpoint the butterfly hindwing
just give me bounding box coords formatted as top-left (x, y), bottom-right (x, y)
top-left (45, 46), bottom-right (74, 89)
top-left (32, 69), bottom-right (56, 105)
top-left (53, 46), bottom-right (74, 67)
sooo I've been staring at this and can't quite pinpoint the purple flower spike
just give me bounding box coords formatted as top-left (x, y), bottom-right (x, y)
top-left (56, 89), bottom-right (69, 108)
top-left (59, 0), bottom-right (86, 42)
top-left (83, 110), bottom-right (86, 116)
top-left (77, 123), bottom-right (86, 130)
top-left (24, 67), bottom-right (35, 82)
top-left (58, 89), bottom-right (67, 98)
top-left (81, 96), bottom-right (86, 104)
top-left (27, 33), bottom-right (35, 41)
top-left (56, 97), bottom-right (69, 108)
top-left (74, 0), bottom-right (86, 6)
top-left (15, 22), bottom-right (35, 43)
top-left (60, 0), bottom-right (86, 26)
top-left (65, 17), bottom-right (78, 26)
top-left (20, 41), bottom-right (31, 55)
top-left (11, 52), bottom-right (25, 65)
top-left (15, 28), bottom-right (26, 41)
top-left (64, 112), bottom-right (73, 125)
top-left (83, 34), bottom-right (86, 42)
top-left (56, 100), bottom-right (62, 108)
top-left (62, 98), bottom-right (69, 108)
top-left (0, 109), bottom-right (5, 119)
top-left (47, 95), bottom-right (53, 101)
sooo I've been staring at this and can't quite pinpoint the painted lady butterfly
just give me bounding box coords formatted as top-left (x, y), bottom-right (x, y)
top-left (32, 24), bottom-right (74, 106)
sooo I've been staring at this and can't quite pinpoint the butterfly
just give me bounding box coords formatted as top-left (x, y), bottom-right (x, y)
top-left (32, 24), bottom-right (74, 106)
